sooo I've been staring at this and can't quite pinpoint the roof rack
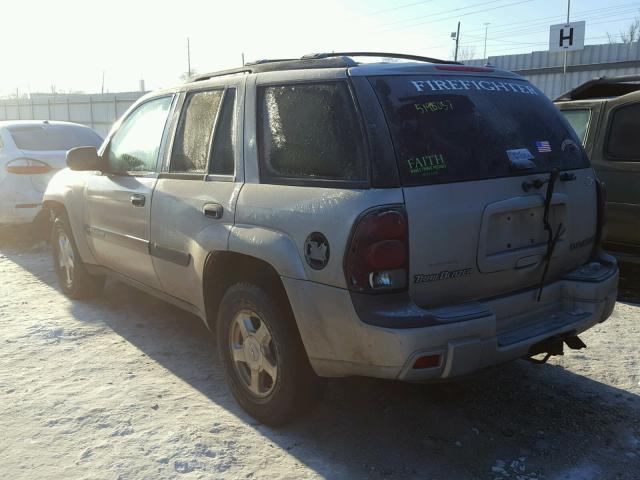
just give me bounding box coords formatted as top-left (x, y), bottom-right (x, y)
top-left (302, 51), bottom-right (461, 65)
top-left (555, 74), bottom-right (640, 101)
top-left (191, 51), bottom-right (460, 82)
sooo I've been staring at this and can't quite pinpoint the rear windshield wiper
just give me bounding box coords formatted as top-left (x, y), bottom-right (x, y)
top-left (537, 169), bottom-right (565, 302)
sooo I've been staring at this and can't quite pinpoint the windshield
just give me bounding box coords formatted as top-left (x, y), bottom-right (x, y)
top-left (559, 108), bottom-right (591, 145)
top-left (370, 75), bottom-right (589, 186)
top-left (8, 124), bottom-right (103, 151)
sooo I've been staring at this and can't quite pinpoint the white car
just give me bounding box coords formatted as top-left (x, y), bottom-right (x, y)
top-left (0, 120), bottom-right (102, 227)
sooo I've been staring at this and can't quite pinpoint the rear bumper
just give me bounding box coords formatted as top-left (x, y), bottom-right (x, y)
top-left (283, 254), bottom-right (618, 381)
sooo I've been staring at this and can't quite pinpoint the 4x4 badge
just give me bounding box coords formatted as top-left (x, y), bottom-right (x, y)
top-left (304, 232), bottom-right (330, 270)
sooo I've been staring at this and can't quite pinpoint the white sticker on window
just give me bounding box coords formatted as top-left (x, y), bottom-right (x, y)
top-left (411, 79), bottom-right (538, 95)
top-left (506, 148), bottom-right (534, 163)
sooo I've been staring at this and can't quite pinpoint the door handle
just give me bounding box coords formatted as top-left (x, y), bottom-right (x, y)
top-left (202, 203), bottom-right (223, 219)
top-left (130, 194), bottom-right (146, 207)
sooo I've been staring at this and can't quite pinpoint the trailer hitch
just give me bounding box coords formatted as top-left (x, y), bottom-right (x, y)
top-left (525, 333), bottom-right (587, 364)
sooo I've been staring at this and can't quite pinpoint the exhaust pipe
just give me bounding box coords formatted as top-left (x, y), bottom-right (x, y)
top-left (525, 333), bottom-right (586, 364)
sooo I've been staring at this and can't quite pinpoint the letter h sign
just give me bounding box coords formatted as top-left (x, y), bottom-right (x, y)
top-left (549, 21), bottom-right (585, 53)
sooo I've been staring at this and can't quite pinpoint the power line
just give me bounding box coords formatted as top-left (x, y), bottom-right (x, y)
top-left (461, 1), bottom-right (640, 35)
top-left (378, 0), bottom-right (508, 29)
top-left (351, 0), bottom-right (435, 20)
top-left (386, 0), bottom-right (534, 31)
top-left (462, 7), bottom-right (639, 44)
top-left (483, 6), bottom-right (640, 39)
top-left (426, 7), bottom-right (638, 50)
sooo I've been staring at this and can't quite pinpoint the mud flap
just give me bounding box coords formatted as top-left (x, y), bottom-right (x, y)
top-left (525, 333), bottom-right (587, 364)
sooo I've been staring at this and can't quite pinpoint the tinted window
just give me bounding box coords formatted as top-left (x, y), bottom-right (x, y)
top-left (371, 75), bottom-right (589, 186)
top-left (560, 109), bottom-right (591, 145)
top-left (108, 96), bottom-right (173, 173)
top-left (171, 89), bottom-right (223, 173)
top-left (210, 89), bottom-right (236, 175)
top-left (8, 124), bottom-right (102, 151)
top-left (607, 103), bottom-right (640, 161)
top-left (258, 82), bottom-right (366, 183)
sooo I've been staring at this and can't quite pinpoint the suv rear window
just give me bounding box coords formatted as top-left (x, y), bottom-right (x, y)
top-left (371, 75), bottom-right (589, 186)
top-left (258, 82), bottom-right (367, 184)
top-left (8, 124), bottom-right (102, 151)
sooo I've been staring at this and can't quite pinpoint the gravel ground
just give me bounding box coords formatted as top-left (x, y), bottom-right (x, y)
top-left (0, 233), bottom-right (639, 479)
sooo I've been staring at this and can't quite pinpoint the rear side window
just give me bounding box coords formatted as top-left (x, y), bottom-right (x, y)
top-left (210, 89), bottom-right (236, 175)
top-left (258, 82), bottom-right (367, 184)
top-left (371, 75), bottom-right (589, 186)
top-left (560, 109), bottom-right (591, 145)
top-left (606, 103), bottom-right (640, 161)
top-left (171, 89), bottom-right (224, 173)
top-left (8, 125), bottom-right (102, 151)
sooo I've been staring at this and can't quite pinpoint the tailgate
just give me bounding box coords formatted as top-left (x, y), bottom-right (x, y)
top-left (368, 72), bottom-right (595, 308)
top-left (404, 171), bottom-right (595, 308)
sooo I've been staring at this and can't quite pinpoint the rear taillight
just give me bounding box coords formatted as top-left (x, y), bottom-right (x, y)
top-left (344, 206), bottom-right (409, 293)
top-left (5, 158), bottom-right (52, 175)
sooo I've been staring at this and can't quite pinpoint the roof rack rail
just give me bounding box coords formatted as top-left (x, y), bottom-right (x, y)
top-left (192, 67), bottom-right (253, 82)
top-left (191, 51), bottom-right (461, 83)
top-left (245, 58), bottom-right (296, 66)
top-left (301, 51), bottom-right (461, 65)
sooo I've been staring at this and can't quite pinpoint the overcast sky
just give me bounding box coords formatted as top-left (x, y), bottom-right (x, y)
top-left (1, 0), bottom-right (637, 96)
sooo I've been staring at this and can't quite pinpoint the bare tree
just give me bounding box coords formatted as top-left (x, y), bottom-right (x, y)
top-left (608, 15), bottom-right (640, 44)
top-left (451, 46), bottom-right (476, 61)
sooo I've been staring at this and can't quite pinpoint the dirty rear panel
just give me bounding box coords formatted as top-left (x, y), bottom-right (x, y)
top-left (364, 71), bottom-right (596, 309)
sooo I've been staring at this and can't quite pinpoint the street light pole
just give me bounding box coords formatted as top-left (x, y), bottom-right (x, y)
top-left (483, 23), bottom-right (490, 60)
top-left (187, 37), bottom-right (192, 78)
top-left (562, 0), bottom-right (571, 92)
top-left (454, 21), bottom-right (461, 61)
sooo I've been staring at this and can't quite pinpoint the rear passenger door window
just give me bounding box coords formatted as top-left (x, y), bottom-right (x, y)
top-left (257, 82), bottom-right (367, 185)
top-left (606, 103), bottom-right (640, 162)
top-left (170, 89), bottom-right (224, 173)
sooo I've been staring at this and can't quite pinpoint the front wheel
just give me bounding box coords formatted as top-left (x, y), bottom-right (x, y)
top-left (217, 282), bottom-right (325, 425)
top-left (51, 215), bottom-right (105, 299)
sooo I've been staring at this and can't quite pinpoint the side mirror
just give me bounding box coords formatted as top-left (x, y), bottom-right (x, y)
top-left (66, 146), bottom-right (106, 171)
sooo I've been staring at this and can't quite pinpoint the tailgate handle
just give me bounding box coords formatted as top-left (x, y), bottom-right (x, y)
top-left (130, 194), bottom-right (146, 207)
top-left (202, 203), bottom-right (223, 219)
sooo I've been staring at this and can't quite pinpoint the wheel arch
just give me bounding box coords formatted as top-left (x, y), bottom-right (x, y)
top-left (202, 251), bottom-right (295, 332)
top-left (42, 198), bottom-right (97, 266)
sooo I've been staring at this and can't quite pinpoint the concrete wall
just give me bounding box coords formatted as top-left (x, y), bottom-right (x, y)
top-left (0, 91), bottom-right (146, 138)
top-left (467, 42), bottom-right (640, 99)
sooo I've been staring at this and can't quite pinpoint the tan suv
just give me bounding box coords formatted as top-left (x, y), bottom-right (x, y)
top-left (43, 53), bottom-right (618, 425)
top-left (556, 75), bottom-right (640, 264)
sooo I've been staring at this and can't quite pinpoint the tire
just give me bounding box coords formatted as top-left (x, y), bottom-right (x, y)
top-left (51, 214), bottom-right (105, 299)
top-left (217, 282), bottom-right (326, 425)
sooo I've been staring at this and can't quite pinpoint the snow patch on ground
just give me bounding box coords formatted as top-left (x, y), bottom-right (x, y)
top-left (1, 247), bottom-right (639, 479)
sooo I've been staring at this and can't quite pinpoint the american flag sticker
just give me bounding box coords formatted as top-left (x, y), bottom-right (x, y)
top-left (535, 140), bottom-right (552, 153)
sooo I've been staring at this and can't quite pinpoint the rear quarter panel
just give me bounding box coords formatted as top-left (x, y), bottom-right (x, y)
top-left (233, 185), bottom-right (404, 287)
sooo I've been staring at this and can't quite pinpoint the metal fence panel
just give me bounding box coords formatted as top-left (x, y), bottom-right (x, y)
top-left (0, 91), bottom-right (146, 138)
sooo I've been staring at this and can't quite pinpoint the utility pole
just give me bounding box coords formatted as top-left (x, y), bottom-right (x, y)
top-left (483, 23), bottom-right (490, 60)
top-left (101, 70), bottom-right (105, 94)
top-left (453, 21), bottom-right (461, 61)
top-left (187, 37), bottom-right (192, 78)
top-left (562, 0), bottom-right (571, 92)
top-left (242, 52), bottom-right (245, 66)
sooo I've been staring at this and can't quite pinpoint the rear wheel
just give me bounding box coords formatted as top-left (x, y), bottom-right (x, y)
top-left (217, 282), bottom-right (325, 425)
top-left (51, 215), bottom-right (105, 298)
